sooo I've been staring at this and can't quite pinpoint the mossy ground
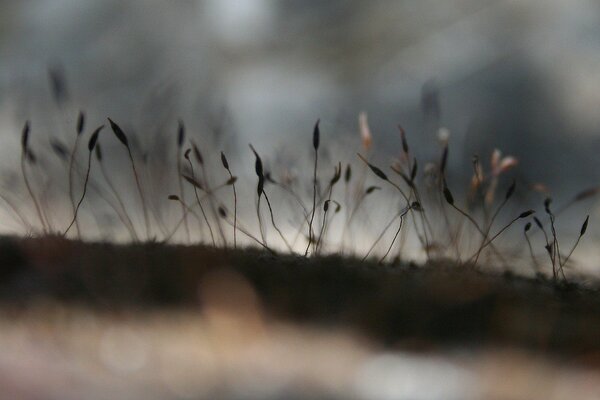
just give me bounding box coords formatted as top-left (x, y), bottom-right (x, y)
top-left (1, 235), bottom-right (599, 361)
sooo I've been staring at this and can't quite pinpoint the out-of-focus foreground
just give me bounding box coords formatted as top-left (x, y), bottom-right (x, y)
top-left (1, 237), bottom-right (600, 399)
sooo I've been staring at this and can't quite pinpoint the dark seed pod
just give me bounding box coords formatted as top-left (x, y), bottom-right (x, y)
top-left (182, 175), bottom-right (204, 190)
top-left (544, 197), bottom-right (552, 214)
top-left (257, 176), bottom-right (264, 197)
top-left (519, 210), bottom-right (535, 219)
top-left (313, 119), bottom-right (320, 150)
top-left (249, 144), bottom-right (264, 178)
top-left (226, 176), bottom-right (237, 185)
top-left (443, 185), bottom-right (454, 206)
top-left (330, 162), bottom-right (341, 185)
top-left (410, 158), bottom-right (418, 181)
top-left (177, 120), bottom-right (185, 148)
top-left (50, 139), bottom-right (69, 161)
top-left (184, 148), bottom-right (191, 160)
top-left (21, 121), bottom-right (30, 151)
top-left (168, 195), bottom-right (180, 201)
top-left (26, 149), bottom-right (36, 164)
top-left (533, 217), bottom-right (544, 230)
top-left (366, 186), bottom-right (380, 194)
top-left (368, 163), bottom-right (388, 181)
top-left (324, 200), bottom-right (330, 212)
top-left (411, 201), bottom-right (423, 211)
top-left (87, 125), bottom-right (103, 151)
top-left (48, 67), bottom-right (68, 105)
top-left (221, 151), bottom-right (229, 170)
top-left (345, 164), bottom-right (352, 183)
top-left (192, 143), bottom-right (204, 165)
top-left (95, 143), bottom-right (103, 162)
top-left (581, 215), bottom-right (590, 236)
top-left (505, 180), bottom-right (516, 200)
top-left (107, 118), bottom-right (129, 147)
top-left (524, 222), bottom-right (532, 232)
top-left (399, 125), bottom-right (409, 154)
top-left (76, 111), bottom-right (85, 135)
top-left (265, 171), bottom-right (277, 184)
top-left (399, 172), bottom-right (415, 189)
top-left (440, 145), bottom-right (448, 175)
top-left (218, 206), bottom-right (227, 218)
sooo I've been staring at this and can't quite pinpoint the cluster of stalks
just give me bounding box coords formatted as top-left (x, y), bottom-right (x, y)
top-left (6, 110), bottom-right (595, 284)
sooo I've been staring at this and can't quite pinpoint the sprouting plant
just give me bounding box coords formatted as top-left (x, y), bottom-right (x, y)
top-left (0, 108), bottom-right (593, 284)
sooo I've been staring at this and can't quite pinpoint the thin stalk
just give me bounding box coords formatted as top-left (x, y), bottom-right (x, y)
top-left (185, 159), bottom-right (216, 246)
top-left (177, 147), bottom-right (190, 243)
top-left (467, 211), bottom-right (533, 264)
top-left (263, 192), bottom-right (293, 252)
top-left (64, 150), bottom-right (93, 236)
top-left (473, 194), bottom-right (510, 265)
top-left (305, 149), bottom-right (318, 256)
top-left (379, 211), bottom-right (408, 264)
top-left (0, 193), bottom-right (32, 232)
top-left (221, 214), bottom-right (274, 254)
top-left (315, 185), bottom-right (333, 254)
top-left (98, 161), bottom-right (139, 241)
top-left (524, 232), bottom-right (539, 274)
top-left (200, 164), bottom-right (227, 246)
top-left (126, 146), bottom-right (151, 239)
top-left (21, 153), bottom-right (46, 233)
top-left (68, 135), bottom-right (82, 238)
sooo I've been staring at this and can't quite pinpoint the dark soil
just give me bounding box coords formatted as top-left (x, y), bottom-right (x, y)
top-left (1, 235), bottom-right (600, 362)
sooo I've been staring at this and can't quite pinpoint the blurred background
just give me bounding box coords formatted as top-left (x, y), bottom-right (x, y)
top-left (1, 0), bottom-right (600, 239)
top-left (2, 0), bottom-right (600, 184)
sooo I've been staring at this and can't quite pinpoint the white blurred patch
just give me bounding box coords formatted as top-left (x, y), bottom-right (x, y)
top-left (204, 0), bottom-right (274, 47)
top-left (355, 353), bottom-right (478, 400)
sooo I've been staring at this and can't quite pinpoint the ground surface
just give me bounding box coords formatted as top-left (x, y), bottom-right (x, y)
top-left (1, 236), bottom-right (600, 399)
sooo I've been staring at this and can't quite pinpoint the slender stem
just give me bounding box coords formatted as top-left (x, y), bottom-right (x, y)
top-left (127, 147), bottom-right (150, 239)
top-left (524, 233), bottom-right (539, 274)
top-left (379, 211), bottom-right (408, 264)
top-left (361, 208), bottom-right (406, 262)
top-left (98, 161), bottom-right (139, 241)
top-left (186, 159), bottom-right (216, 246)
top-left (68, 135), bottom-right (81, 238)
top-left (177, 147), bottom-right (190, 243)
top-left (64, 151), bottom-right (93, 236)
top-left (200, 164), bottom-right (226, 246)
top-left (164, 198), bottom-right (204, 242)
top-left (228, 171), bottom-right (238, 249)
top-left (560, 235), bottom-right (582, 270)
top-left (305, 150), bottom-right (318, 256)
top-left (315, 186), bottom-right (333, 254)
top-left (263, 192), bottom-right (293, 252)
top-left (548, 214), bottom-right (565, 281)
top-left (473, 196), bottom-right (509, 265)
top-left (0, 192), bottom-right (33, 232)
top-left (221, 214), bottom-right (274, 254)
top-left (467, 215), bottom-right (521, 263)
top-left (21, 154), bottom-right (46, 233)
